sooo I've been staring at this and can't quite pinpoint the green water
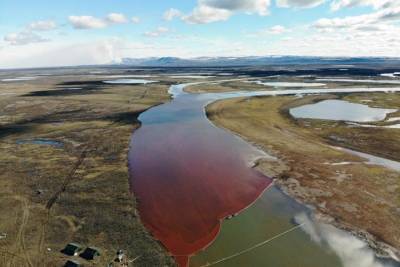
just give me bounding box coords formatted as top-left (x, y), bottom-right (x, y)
top-left (190, 187), bottom-right (342, 267)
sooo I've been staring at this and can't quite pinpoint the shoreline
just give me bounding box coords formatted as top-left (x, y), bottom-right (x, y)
top-left (205, 95), bottom-right (400, 264)
top-left (216, 118), bottom-right (400, 262)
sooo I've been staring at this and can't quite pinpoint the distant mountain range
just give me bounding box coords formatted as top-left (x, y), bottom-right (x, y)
top-left (115, 56), bottom-right (400, 67)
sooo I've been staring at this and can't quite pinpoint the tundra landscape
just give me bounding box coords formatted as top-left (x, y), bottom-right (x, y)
top-left (0, 64), bottom-right (400, 267)
top-left (2, 0), bottom-right (400, 266)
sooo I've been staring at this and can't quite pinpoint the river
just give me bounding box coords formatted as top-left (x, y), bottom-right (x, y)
top-left (128, 81), bottom-right (400, 267)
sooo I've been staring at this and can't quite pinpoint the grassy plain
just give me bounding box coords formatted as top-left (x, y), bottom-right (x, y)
top-left (0, 72), bottom-right (176, 266)
top-left (206, 91), bottom-right (400, 258)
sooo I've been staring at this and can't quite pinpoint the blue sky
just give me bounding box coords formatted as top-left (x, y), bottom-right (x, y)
top-left (1, 0), bottom-right (399, 68)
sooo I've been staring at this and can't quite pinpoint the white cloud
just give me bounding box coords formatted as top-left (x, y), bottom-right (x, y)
top-left (4, 31), bottom-right (48, 45)
top-left (2, 24), bottom-right (400, 68)
top-left (0, 39), bottom-right (126, 68)
top-left (183, 0), bottom-right (271, 24)
top-left (313, 5), bottom-right (400, 32)
top-left (3, 20), bottom-right (56, 46)
top-left (69, 13), bottom-right (132, 29)
top-left (131, 16), bottom-right (141, 24)
top-left (163, 8), bottom-right (183, 21)
top-left (276, 0), bottom-right (325, 8)
top-left (330, 0), bottom-right (398, 11)
top-left (69, 16), bottom-right (108, 29)
top-left (203, 0), bottom-right (271, 15)
top-left (264, 25), bottom-right (290, 34)
top-left (183, 5), bottom-right (232, 24)
top-left (28, 20), bottom-right (57, 31)
top-left (246, 24), bottom-right (291, 37)
top-left (106, 13), bottom-right (128, 24)
top-left (144, 27), bottom-right (170, 37)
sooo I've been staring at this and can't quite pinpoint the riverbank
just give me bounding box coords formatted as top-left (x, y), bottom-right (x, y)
top-left (0, 73), bottom-right (176, 266)
top-left (206, 93), bottom-right (400, 261)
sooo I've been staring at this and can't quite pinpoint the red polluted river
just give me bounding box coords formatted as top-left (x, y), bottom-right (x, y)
top-left (128, 83), bottom-right (273, 266)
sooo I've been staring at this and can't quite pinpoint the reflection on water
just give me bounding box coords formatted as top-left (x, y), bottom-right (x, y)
top-left (290, 100), bottom-right (397, 122)
top-left (191, 187), bottom-right (400, 267)
top-left (296, 213), bottom-right (400, 267)
top-left (191, 187), bottom-right (343, 267)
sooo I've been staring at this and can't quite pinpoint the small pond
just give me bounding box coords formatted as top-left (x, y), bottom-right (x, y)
top-left (290, 100), bottom-right (397, 122)
top-left (16, 139), bottom-right (64, 148)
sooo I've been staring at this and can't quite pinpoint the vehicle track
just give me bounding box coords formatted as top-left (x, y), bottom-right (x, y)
top-left (5, 196), bottom-right (33, 267)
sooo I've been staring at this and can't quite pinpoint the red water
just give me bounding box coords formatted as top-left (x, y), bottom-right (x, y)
top-left (128, 87), bottom-right (272, 266)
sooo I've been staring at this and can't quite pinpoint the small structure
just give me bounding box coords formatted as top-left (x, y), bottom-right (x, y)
top-left (79, 247), bottom-right (101, 260)
top-left (61, 243), bottom-right (83, 256)
top-left (64, 259), bottom-right (81, 267)
top-left (115, 249), bottom-right (125, 262)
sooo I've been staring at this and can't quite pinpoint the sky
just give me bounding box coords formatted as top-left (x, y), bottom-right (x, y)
top-left (1, 0), bottom-right (400, 68)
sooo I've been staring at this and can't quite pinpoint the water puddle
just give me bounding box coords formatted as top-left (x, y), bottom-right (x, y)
top-left (316, 78), bottom-right (400, 84)
top-left (333, 146), bottom-right (400, 172)
top-left (386, 124), bottom-right (400, 129)
top-left (16, 139), bottom-right (64, 148)
top-left (387, 117), bottom-right (400, 122)
top-left (0, 92), bottom-right (16, 96)
top-left (101, 75), bottom-right (156, 78)
top-left (103, 79), bottom-right (157, 84)
top-left (381, 73), bottom-right (400, 78)
top-left (290, 100), bottom-right (397, 122)
top-left (250, 81), bottom-right (326, 87)
top-left (1, 76), bottom-right (38, 82)
top-left (169, 75), bottom-right (216, 79)
top-left (348, 122), bottom-right (400, 130)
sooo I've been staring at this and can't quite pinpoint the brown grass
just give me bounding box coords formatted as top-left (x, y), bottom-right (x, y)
top-left (0, 74), bottom-right (176, 266)
top-left (207, 94), bottom-right (400, 255)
